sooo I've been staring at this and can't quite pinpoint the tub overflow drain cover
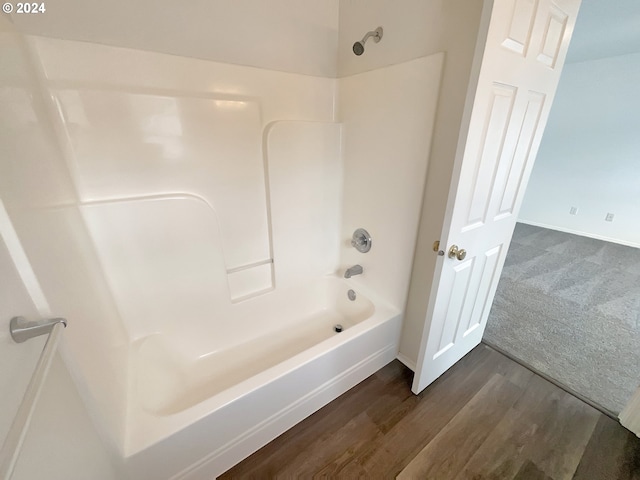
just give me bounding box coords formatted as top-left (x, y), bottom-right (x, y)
top-left (334, 324), bottom-right (343, 333)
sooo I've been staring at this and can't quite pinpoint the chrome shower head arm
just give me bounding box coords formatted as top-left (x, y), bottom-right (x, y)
top-left (361, 26), bottom-right (383, 45)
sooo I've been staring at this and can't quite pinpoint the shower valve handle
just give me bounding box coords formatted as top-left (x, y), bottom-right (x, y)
top-left (351, 228), bottom-right (372, 253)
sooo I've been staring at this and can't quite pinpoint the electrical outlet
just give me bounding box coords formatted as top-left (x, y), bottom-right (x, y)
top-left (605, 213), bottom-right (614, 222)
top-left (569, 206), bottom-right (578, 215)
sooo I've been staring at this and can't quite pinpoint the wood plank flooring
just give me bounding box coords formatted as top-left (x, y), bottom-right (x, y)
top-left (220, 344), bottom-right (640, 479)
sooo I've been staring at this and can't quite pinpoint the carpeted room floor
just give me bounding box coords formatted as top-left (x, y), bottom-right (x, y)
top-left (484, 223), bottom-right (640, 414)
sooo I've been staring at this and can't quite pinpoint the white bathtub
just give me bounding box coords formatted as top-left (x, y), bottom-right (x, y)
top-left (123, 275), bottom-right (401, 479)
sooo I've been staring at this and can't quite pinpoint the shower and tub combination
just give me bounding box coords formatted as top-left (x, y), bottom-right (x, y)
top-left (1, 6), bottom-right (447, 477)
top-left (121, 211), bottom-right (401, 470)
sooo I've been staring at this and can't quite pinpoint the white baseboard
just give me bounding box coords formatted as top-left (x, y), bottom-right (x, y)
top-left (517, 220), bottom-right (640, 249)
top-left (175, 344), bottom-right (397, 479)
top-left (396, 353), bottom-right (416, 372)
top-left (620, 386), bottom-right (640, 438)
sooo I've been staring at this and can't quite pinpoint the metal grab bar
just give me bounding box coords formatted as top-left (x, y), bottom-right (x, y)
top-left (9, 316), bottom-right (67, 344)
top-left (0, 317), bottom-right (67, 480)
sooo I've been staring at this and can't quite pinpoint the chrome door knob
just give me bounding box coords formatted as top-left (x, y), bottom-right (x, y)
top-left (448, 245), bottom-right (467, 261)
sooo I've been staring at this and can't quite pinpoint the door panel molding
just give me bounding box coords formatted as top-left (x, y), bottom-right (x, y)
top-left (502, 0), bottom-right (539, 56)
top-left (495, 90), bottom-right (546, 219)
top-left (536, 3), bottom-right (569, 68)
top-left (464, 83), bottom-right (517, 231)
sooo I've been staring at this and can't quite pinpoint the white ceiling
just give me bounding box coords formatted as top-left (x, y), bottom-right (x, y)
top-left (565, 0), bottom-right (640, 63)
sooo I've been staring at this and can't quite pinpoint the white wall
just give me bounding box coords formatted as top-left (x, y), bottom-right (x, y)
top-left (1, 208), bottom-right (116, 480)
top-left (1, 18), bottom-right (132, 473)
top-left (519, 53), bottom-right (640, 247)
top-left (563, 0), bottom-right (640, 64)
top-left (11, 0), bottom-right (340, 77)
top-left (0, 226), bottom-right (43, 446)
top-left (338, 55), bottom-right (443, 309)
top-left (11, 355), bottom-right (121, 480)
top-left (1, 18), bottom-right (132, 453)
top-left (0, 20), bottom-right (118, 468)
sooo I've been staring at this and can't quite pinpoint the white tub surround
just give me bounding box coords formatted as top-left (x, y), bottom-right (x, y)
top-left (1, 10), bottom-right (444, 476)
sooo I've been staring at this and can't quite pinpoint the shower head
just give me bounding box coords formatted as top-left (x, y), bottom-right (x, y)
top-left (352, 26), bottom-right (383, 56)
top-left (352, 41), bottom-right (365, 56)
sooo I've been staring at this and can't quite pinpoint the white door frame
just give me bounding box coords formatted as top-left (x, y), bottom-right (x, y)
top-left (620, 386), bottom-right (640, 437)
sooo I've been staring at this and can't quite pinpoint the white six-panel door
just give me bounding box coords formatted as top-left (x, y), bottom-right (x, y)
top-left (412, 0), bottom-right (582, 393)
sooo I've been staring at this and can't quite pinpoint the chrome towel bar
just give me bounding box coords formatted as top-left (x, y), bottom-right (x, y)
top-left (9, 316), bottom-right (67, 344)
top-left (1, 317), bottom-right (67, 479)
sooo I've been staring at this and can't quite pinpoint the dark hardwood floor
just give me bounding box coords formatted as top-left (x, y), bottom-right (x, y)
top-left (220, 344), bottom-right (640, 479)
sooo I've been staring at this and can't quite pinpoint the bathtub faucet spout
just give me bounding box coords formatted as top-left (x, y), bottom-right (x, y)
top-left (344, 265), bottom-right (363, 278)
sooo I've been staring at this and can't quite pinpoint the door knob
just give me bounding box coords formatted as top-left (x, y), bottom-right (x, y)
top-left (448, 245), bottom-right (467, 261)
